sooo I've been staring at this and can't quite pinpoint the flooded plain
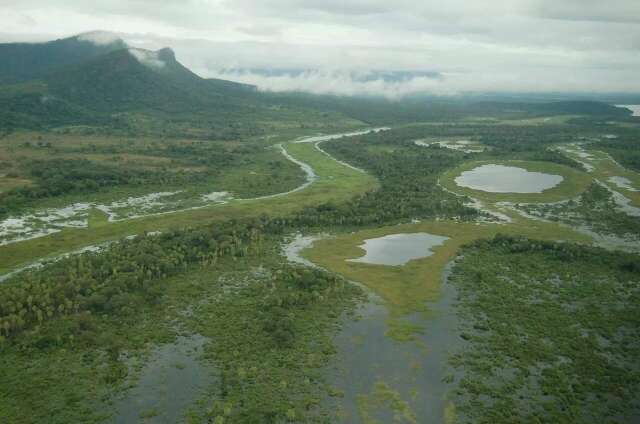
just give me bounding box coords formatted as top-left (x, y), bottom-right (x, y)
top-left (109, 334), bottom-right (213, 423)
top-left (283, 235), bottom-right (462, 422)
top-left (0, 191), bottom-right (231, 246)
top-left (0, 129), bottom-right (383, 247)
top-left (415, 139), bottom-right (485, 153)
top-left (609, 176), bottom-right (639, 192)
top-left (455, 164), bottom-right (563, 193)
top-left (326, 261), bottom-right (462, 423)
top-left (347, 232), bottom-right (449, 266)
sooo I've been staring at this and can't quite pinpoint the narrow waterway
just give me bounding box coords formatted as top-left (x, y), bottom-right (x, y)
top-left (1, 128), bottom-right (383, 280)
top-left (0, 128), bottom-right (385, 248)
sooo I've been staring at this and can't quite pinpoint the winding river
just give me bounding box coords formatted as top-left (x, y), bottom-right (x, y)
top-left (0, 128), bottom-right (388, 281)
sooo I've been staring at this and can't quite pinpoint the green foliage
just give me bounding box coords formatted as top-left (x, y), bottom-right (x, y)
top-left (0, 34), bottom-right (126, 84)
top-left (449, 235), bottom-right (640, 423)
top-left (594, 134), bottom-right (640, 172)
top-left (0, 219), bottom-right (266, 342)
top-left (285, 127), bottom-right (480, 228)
top-left (190, 264), bottom-right (362, 422)
top-left (267, 92), bottom-right (627, 126)
top-left (0, 159), bottom-right (154, 215)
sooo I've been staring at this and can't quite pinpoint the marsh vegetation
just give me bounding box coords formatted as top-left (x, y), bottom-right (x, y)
top-left (1, 113), bottom-right (640, 423)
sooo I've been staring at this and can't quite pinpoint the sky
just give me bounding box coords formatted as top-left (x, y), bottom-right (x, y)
top-left (1, 0), bottom-right (639, 98)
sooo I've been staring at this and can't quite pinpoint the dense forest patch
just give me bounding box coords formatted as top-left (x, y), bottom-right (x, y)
top-left (0, 218), bottom-right (363, 423)
top-left (595, 134), bottom-right (640, 173)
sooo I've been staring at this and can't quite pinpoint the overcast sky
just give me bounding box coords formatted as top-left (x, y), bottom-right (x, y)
top-left (1, 0), bottom-right (639, 97)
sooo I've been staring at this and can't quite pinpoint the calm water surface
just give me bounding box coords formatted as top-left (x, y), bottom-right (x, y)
top-left (326, 261), bottom-right (462, 423)
top-left (348, 233), bottom-right (449, 266)
top-left (109, 334), bottom-right (213, 423)
top-left (455, 164), bottom-right (563, 193)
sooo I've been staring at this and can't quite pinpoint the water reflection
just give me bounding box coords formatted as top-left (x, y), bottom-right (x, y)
top-left (455, 164), bottom-right (563, 193)
top-left (109, 334), bottom-right (213, 423)
top-left (326, 261), bottom-right (462, 423)
top-left (348, 233), bottom-right (449, 266)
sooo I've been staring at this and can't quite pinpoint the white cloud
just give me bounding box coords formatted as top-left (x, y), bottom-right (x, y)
top-left (0, 0), bottom-right (639, 96)
top-left (209, 69), bottom-right (448, 98)
top-left (128, 48), bottom-right (166, 69)
top-left (77, 30), bottom-right (122, 45)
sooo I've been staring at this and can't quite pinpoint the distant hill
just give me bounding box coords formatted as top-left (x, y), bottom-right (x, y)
top-left (45, 48), bottom-right (208, 112)
top-left (0, 31), bottom-right (127, 84)
top-left (0, 36), bottom-right (338, 137)
top-left (37, 44), bottom-right (257, 113)
top-left (0, 32), bottom-right (633, 137)
top-left (264, 92), bottom-right (631, 125)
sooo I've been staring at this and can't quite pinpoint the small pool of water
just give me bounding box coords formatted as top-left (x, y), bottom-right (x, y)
top-left (609, 176), bottom-right (638, 192)
top-left (347, 233), bottom-right (449, 266)
top-left (455, 164), bottom-right (563, 193)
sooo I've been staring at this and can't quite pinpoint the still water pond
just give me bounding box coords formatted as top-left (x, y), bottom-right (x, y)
top-left (455, 164), bottom-right (563, 193)
top-left (348, 233), bottom-right (449, 266)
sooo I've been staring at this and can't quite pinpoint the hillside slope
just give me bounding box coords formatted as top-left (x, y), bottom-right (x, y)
top-left (0, 32), bottom-right (127, 84)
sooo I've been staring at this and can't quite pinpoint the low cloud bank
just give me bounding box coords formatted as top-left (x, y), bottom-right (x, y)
top-left (77, 30), bottom-right (122, 45)
top-left (203, 67), bottom-right (640, 99)
top-left (207, 69), bottom-right (450, 99)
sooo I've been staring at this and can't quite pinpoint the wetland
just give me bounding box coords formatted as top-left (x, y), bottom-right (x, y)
top-left (2, 119), bottom-right (640, 424)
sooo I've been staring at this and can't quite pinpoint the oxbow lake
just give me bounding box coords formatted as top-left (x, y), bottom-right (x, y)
top-left (455, 164), bottom-right (563, 193)
top-left (347, 232), bottom-right (449, 266)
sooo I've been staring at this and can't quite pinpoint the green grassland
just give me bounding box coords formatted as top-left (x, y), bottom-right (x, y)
top-left (0, 138), bottom-right (378, 274)
top-left (302, 218), bottom-right (591, 338)
top-left (515, 183), bottom-right (640, 242)
top-left (0, 131), bottom-right (307, 210)
top-left (2, 32), bottom-right (640, 424)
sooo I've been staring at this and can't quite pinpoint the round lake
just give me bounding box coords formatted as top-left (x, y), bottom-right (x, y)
top-left (347, 232), bottom-right (449, 266)
top-left (454, 164), bottom-right (563, 193)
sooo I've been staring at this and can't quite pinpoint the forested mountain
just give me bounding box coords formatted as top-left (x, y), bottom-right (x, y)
top-left (0, 39), bottom-right (303, 135)
top-left (0, 32), bottom-right (127, 84)
top-left (44, 47), bottom-right (252, 112)
top-left (0, 32), bottom-right (633, 136)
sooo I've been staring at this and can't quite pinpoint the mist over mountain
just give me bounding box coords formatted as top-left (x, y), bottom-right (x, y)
top-left (219, 69), bottom-right (441, 83)
top-left (0, 31), bottom-right (632, 136)
top-left (206, 68), bottom-right (444, 99)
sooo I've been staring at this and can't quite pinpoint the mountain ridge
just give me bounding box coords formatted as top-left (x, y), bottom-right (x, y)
top-left (0, 32), bottom-right (633, 136)
top-left (0, 32), bottom-right (127, 84)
